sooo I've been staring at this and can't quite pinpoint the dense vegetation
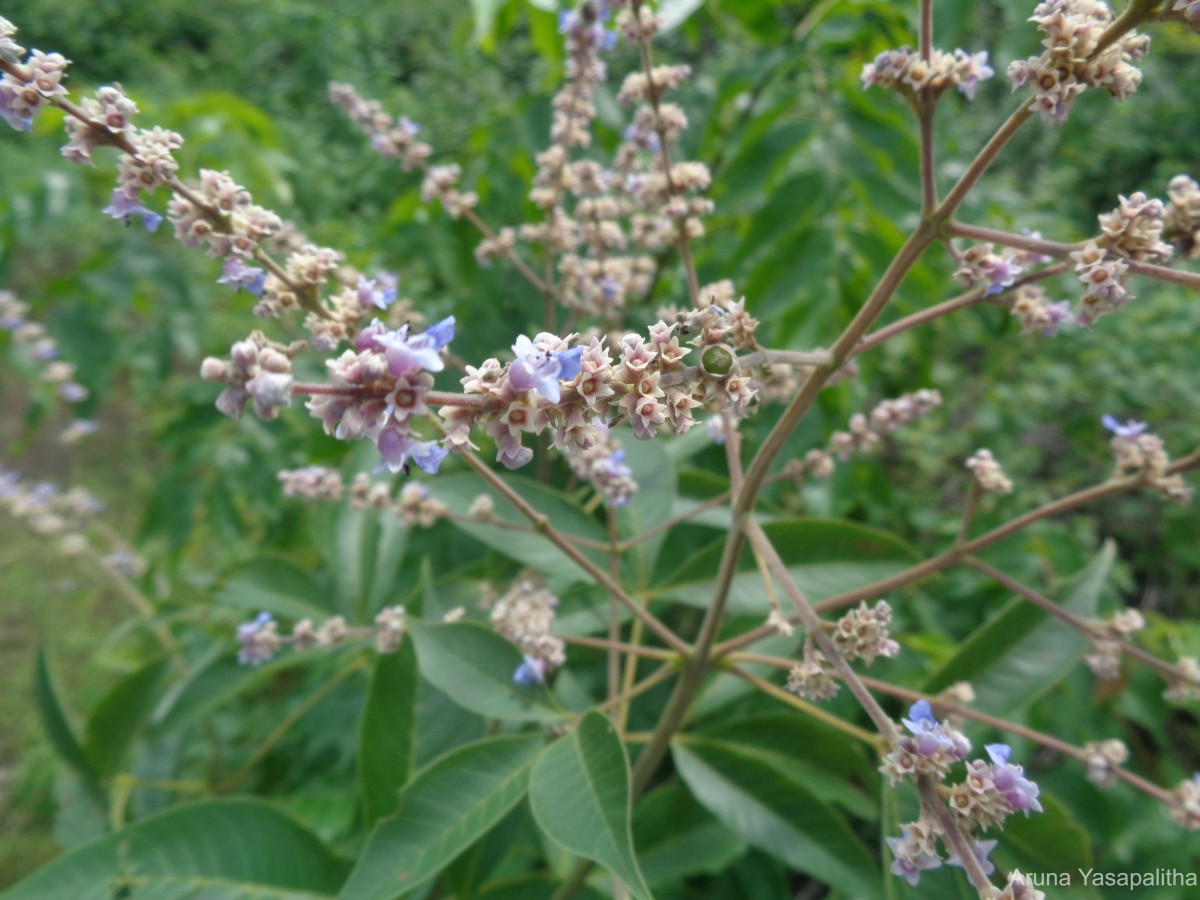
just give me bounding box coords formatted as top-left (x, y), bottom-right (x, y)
top-left (1, 0), bottom-right (1198, 896)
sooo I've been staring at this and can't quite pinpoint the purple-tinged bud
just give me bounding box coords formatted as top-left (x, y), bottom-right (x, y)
top-left (1102, 414), bottom-right (1148, 438)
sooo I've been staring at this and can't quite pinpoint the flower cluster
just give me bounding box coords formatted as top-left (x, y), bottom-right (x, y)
top-left (1083, 607), bottom-right (1145, 679)
top-left (489, 579), bottom-right (565, 684)
top-left (0, 290), bottom-right (97, 442)
top-left (1169, 773), bottom-right (1200, 830)
top-left (278, 467), bottom-right (449, 527)
top-left (201, 331), bottom-right (302, 421)
top-left (861, 46), bottom-right (994, 101)
top-left (1083, 738), bottom-right (1129, 787)
top-left (1163, 656), bottom-right (1200, 704)
top-left (0, 25), bottom-right (69, 133)
top-left (948, 743), bottom-right (1044, 828)
top-left (1164, 174), bottom-right (1200, 259)
top-left (447, 304), bottom-right (752, 470)
top-left (1010, 283), bottom-right (1073, 336)
top-left (1, 463), bottom-right (100, 542)
top-left (954, 243), bottom-right (1026, 295)
top-left (305, 317), bottom-right (455, 474)
top-left (1097, 191), bottom-right (1172, 263)
top-left (327, 82), bottom-right (430, 170)
top-left (43, 69), bottom-right (391, 351)
top-left (236, 612), bottom-right (281, 665)
top-left (966, 449), bottom-right (1014, 495)
top-left (1172, 0), bottom-right (1200, 21)
top-left (235, 605), bottom-right (414, 665)
top-left (1102, 415), bottom-right (1193, 503)
top-left (1008, 0), bottom-right (1149, 125)
top-left (565, 418), bottom-right (638, 506)
top-left (824, 389), bottom-right (943, 464)
top-left (882, 700), bottom-right (973, 785)
top-left (556, 2), bottom-right (616, 147)
top-left (884, 702), bottom-right (1043, 888)
top-left (1, 465), bottom-right (148, 575)
top-left (1068, 240), bottom-right (1131, 325)
top-left (785, 648), bottom-right (840, 702)
top-left (828, 600), bottom-right (900, 665)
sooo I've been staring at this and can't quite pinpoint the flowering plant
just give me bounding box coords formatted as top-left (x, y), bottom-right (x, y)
top-left (2, 1), bottom-right (1199, 897)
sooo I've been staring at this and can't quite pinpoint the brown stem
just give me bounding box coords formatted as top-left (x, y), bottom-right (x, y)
top-left (727, 663), bottom-right (883, 747)
top-left (458, 449), bottom-right (689, 655)
top-left (744, 517), bottom-right (900, 743)
top-left (918, 778), bottom-right (995, 894)
top-left (965, 556), bottom-right (1195, 688)
top-left (852, 264), bottom-right (1068, 360)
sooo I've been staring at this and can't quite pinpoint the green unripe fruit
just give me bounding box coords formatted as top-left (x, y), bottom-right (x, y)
top-left (700, 344), bottom-right (735, 376)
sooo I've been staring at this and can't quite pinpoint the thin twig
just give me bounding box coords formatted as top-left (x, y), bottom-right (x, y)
top-left (458, 449), bottom-right (690, 655)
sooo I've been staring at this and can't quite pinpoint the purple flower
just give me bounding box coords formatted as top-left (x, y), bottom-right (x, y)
top-left (58, 382), bottom-right (88, 402)
top-left (356, 274), bottom-right (398, 310)
top-left (217, 257), bottom-right (267, 296)
top-left (509, 336), bottom-right (582, 403)
top-left (985, 257), bottom-right (1022, 295)
top-left (237, 611), bottom-right (278, 666)
top-left (0, 81), bottom-right (32, 132)
top-left (901, 700), bottom-right (964, 757)
top-left (986, 743), bottom-right (1042, 815)
top-left (1043, 300), bottom-right (1074, 336)
top-left (102, 189), bottom-right (163, 232)
top-left (375, 424), bottom-right (449, 475)
top-left (359, 316), bottom-right (455, 377)
top-left (1102, 415), bottom-right (1148, 439)
top-left (886, 830), bottom-right (943, 887)
top-left (513, 654), bottom-right (547, 685)
top-left (956, 50), bottom-right (995, 101)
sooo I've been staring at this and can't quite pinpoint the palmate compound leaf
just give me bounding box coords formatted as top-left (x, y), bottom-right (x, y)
top-left (0, 799), bottom-right (350, 900)
top-left (528, 711), bottom-right (653, 900)
top-left (672, 735), bottom-right (884, 899)
top-left (339, 734), bottom-right (546, 900)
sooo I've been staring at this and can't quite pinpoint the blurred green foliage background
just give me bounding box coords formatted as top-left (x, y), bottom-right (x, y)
top-left (1, 0), bottom-right (1198, 894)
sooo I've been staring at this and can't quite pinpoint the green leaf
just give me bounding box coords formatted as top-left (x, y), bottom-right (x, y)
top-left (428, 472), bottom-right (607, 590)
top-left (694, 713), bottom-right (878, 819)
top-left (216, 557), bottom-right (334, 623)
top-left (322, 497), bottom-right (410, 621)
top-left (358, 643), bottom-right (418, 827)
top-left (34, 645), bottom-right (99, 787)
top-left (658, 0), bottom-right (706, 30)
top-left (923, 542), bottom-right (1115, 716)
top-left (409, 621), bottom-right (566, 722)
top-left (1, 799), bottom-right (350, 899)
top-left (470, 0), bottom-right (507, 48)
top-left (997, 792), bottom-right (1096, 886)
top-left (414, 678), bottom-right (487, 769)
top-left (653, 519), bottom-right (918, 615)
top-left (529, 711), bottom-right (652, 900)
top-left (672, 736), bottom-right (883, 898)
top-left (83, 657), bottom-right (171, 778)
top-left (151, 648), bottom-right (313, 736)
top-left (340, 734), bottom-right (546, 900)
top-left (633, 784), bottom-right (745, 885)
